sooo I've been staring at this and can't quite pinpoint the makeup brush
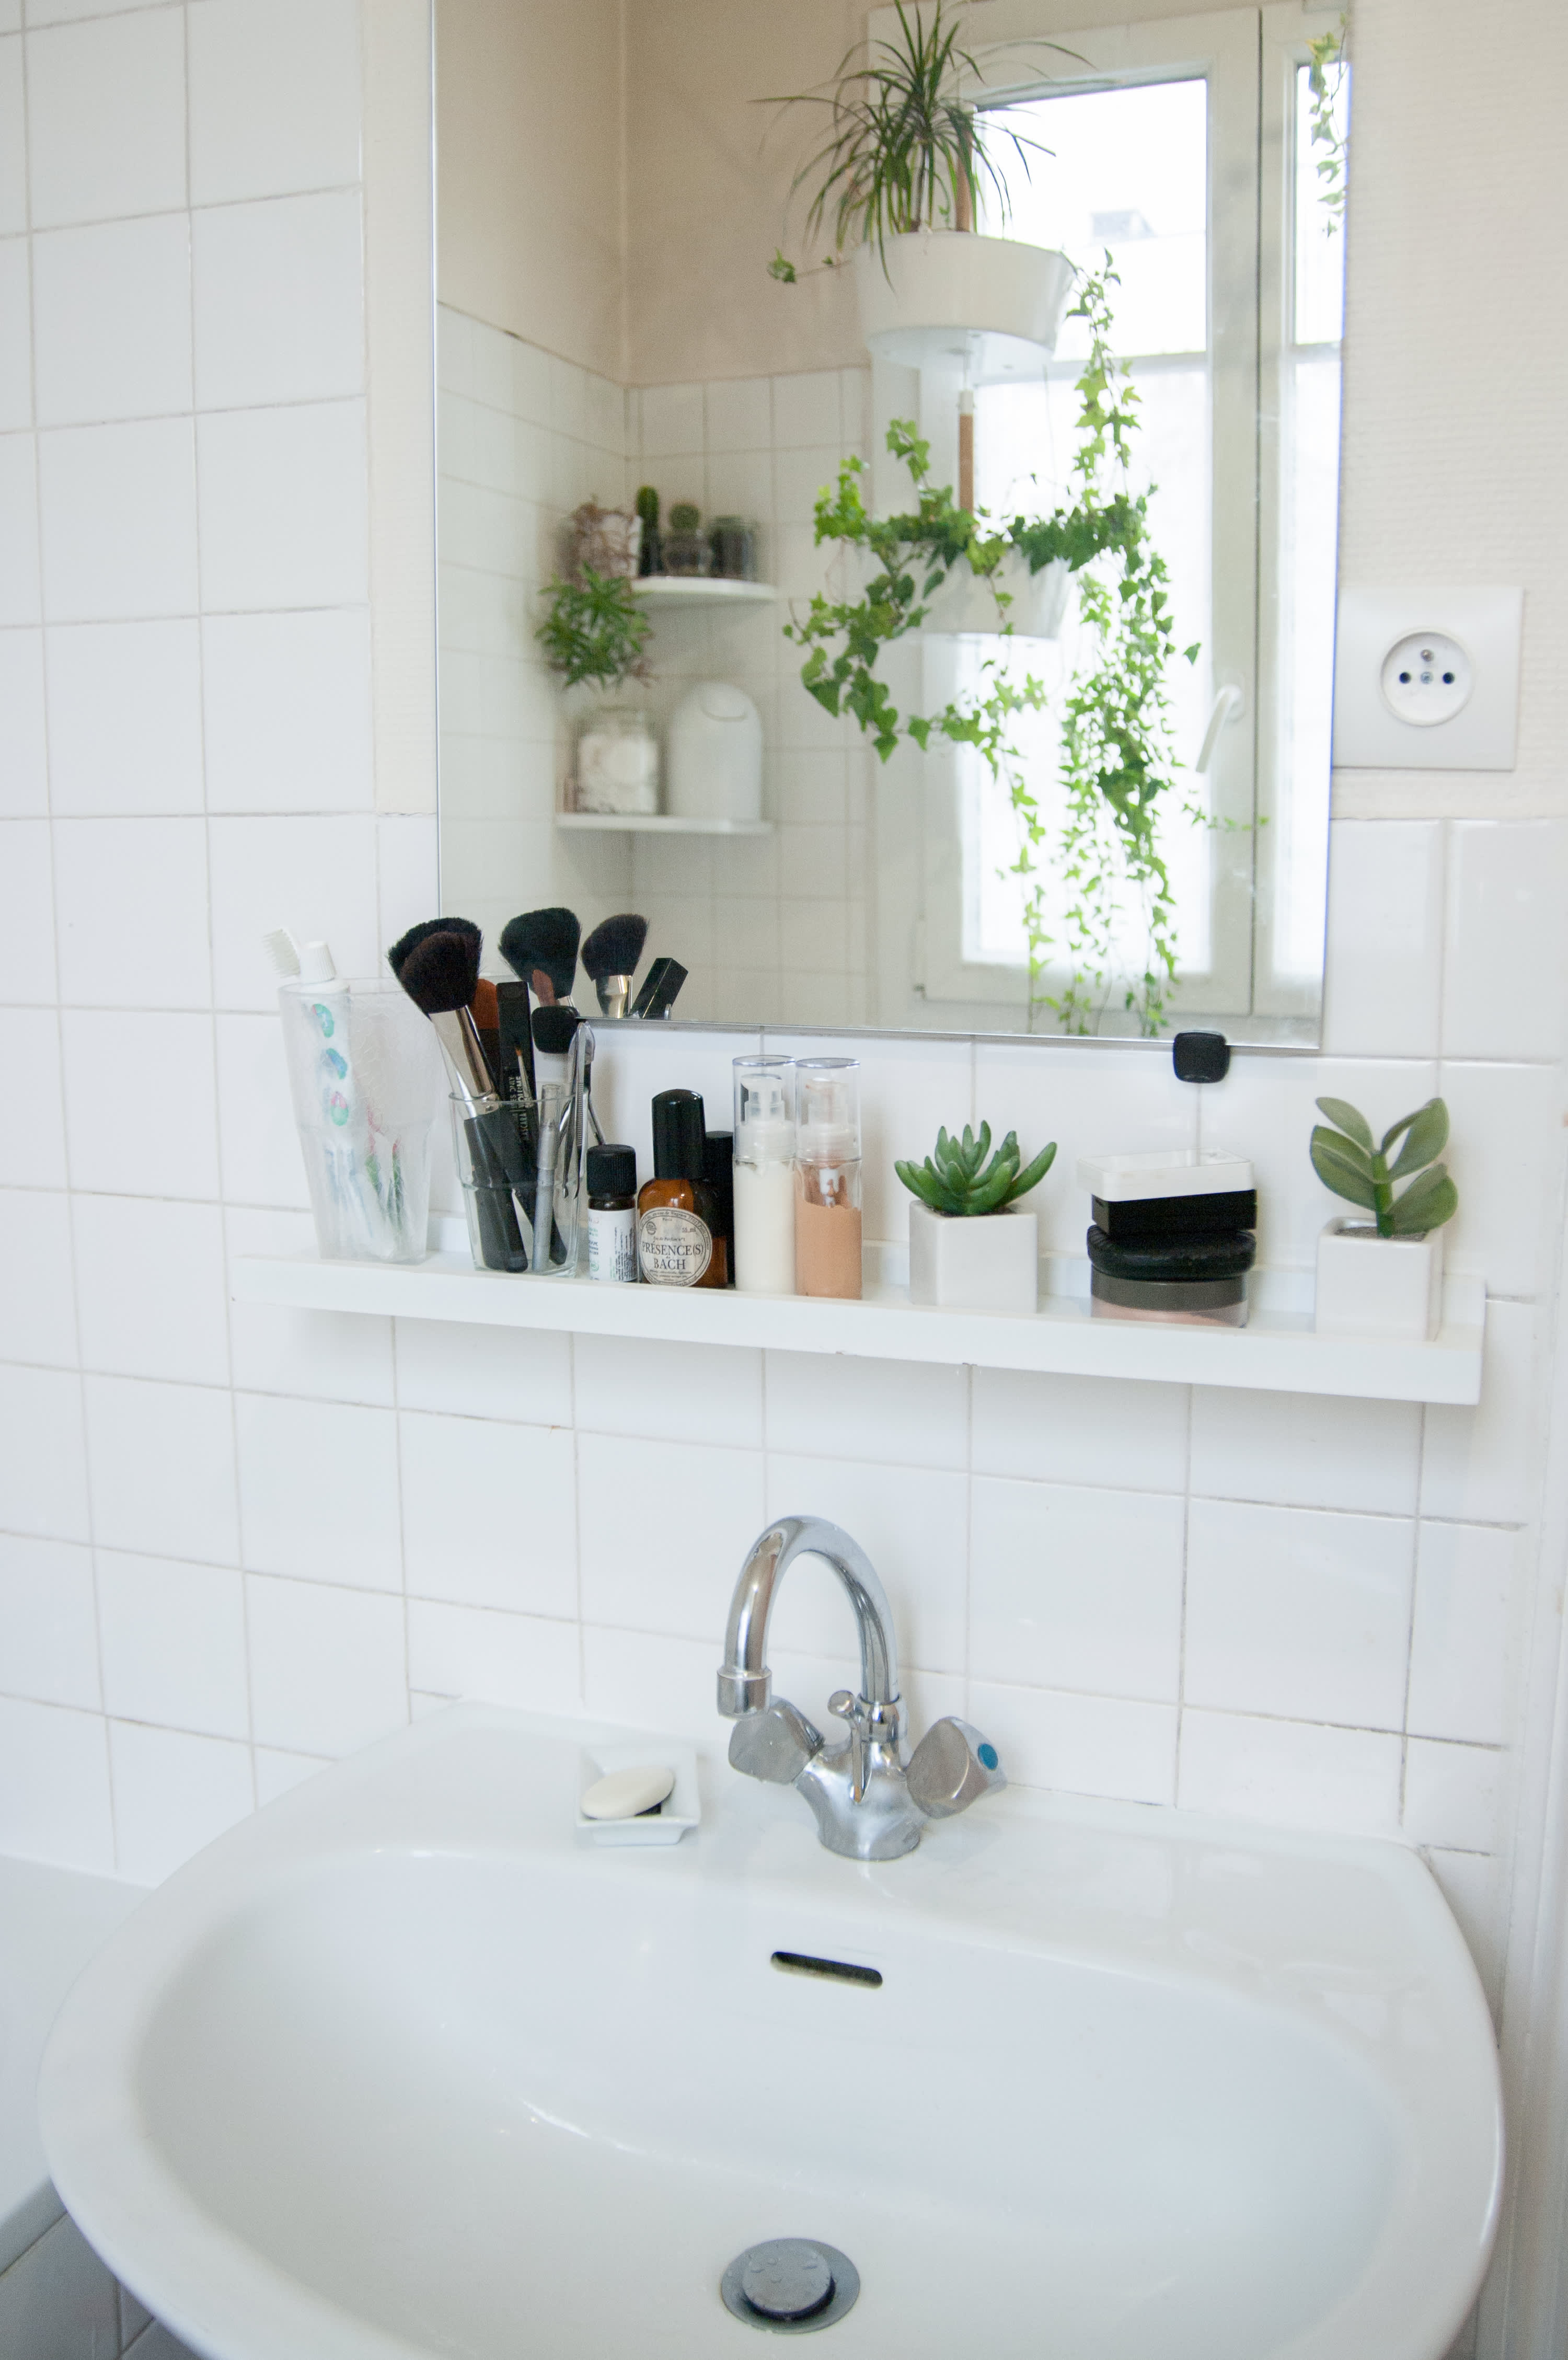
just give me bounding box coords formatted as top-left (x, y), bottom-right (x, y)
top-left (387, 921), bottom-right (530, 1272)
top-left (470, 977), bottom-right (502, 1098)
top-left (580, 913), bottom-right (648, 1019)
top-left (532, 1002), bottom-right (605, 1151)
top-left (499, 908), bottom-right (580, 1007)
top-left (629, 955), bottom-right (689, 1020)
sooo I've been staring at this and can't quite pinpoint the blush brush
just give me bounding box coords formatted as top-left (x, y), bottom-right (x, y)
top-left (387, 919), bottom-right (531, 1272)
top-left (499, 907), bottom-right (581, 1008)
top-left (580, 912), bottom-right (648, 1019)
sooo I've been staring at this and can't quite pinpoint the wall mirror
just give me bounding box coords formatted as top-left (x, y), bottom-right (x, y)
top-left (434, 0), bottom-right (1347, 1044)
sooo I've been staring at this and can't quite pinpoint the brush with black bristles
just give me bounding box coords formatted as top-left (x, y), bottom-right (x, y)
top-left (580, 912), bottom-right (648, 1019)
top-left (387, 919), bottom-right (531, 1272)
top-left (499, 907), bottom-right (580, 1008)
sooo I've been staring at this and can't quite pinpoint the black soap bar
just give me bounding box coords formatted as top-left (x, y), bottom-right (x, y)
top-left (1091, 1189), bottom-right (1257, 1246)
top-left (1086, 1226), bottom-right (1256, 1283)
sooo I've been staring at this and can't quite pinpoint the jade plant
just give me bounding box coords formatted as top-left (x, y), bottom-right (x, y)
top-left (896, 1122), bottom-right (1056, 1216)
top-left (1310, 1096), bottom-right (1458, 1237)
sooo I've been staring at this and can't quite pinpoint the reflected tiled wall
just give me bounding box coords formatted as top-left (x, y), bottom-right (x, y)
top-left (436, 301), bottom-right (873, 1023)
top-left (0, 0), bottom-right (1563, 2069)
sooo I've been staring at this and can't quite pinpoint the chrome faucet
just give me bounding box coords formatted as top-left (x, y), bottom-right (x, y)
top-left (717, 1516), bottom-right (1005, 1860)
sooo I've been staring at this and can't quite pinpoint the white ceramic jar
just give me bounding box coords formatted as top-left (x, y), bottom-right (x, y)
top-left (1315, 1218), bottom-right (1445, 1342)
top-left (665, 682), bottom-right (763, 822)
top-left (908, 1202), bottom-right (1039, 1315)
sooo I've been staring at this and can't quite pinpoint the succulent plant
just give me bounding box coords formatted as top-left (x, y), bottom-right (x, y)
top-left (668, 501), bottom-right (701, 533)
top-left (1310, 1096), bottom-right (1458, 1237)
top-left (896, 1122), bottom-right (1056, 1217)
top-left (635, 485), bottom-right (660, 527)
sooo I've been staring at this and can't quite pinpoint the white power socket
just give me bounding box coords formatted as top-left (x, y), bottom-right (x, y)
top-left (1332, 587), bottom-right (1523, 769)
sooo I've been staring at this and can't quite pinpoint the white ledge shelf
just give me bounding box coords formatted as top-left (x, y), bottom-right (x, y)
top-left (631, 577), bottom-right (777, 605)
top-left (231, 1248), bottom-right (1484, 1405)
top-left (555, 813), bottom-right (774, 836)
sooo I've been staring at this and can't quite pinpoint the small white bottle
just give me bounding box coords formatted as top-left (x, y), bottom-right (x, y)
top-left (733, 1056), bottom-right (796, 1294)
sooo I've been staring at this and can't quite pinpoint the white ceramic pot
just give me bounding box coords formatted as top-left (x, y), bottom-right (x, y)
top-left (921, 550), bottom-right (1070, 641)
top-left (854, 232), bottom-right (1074, 381)
top-left (908, 1200), bottom-right (1038, 1314)
top-left (1315, 1218), bottom-right (1445, 1342)
top-left (665, 681), bottom-right (763, 821)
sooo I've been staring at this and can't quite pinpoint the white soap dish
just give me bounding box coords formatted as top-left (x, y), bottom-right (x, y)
top-left (575, 1742), bottom-right (700, 1847)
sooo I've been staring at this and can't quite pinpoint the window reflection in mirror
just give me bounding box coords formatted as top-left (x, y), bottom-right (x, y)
top-left (433, 3), bottom-right (1347, 1046)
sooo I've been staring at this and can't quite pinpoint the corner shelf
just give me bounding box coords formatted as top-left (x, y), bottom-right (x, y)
top-left (631, 577), bottom-right (778, 605)
top-left (230, 1247), bottom-right (1484, 1406)
top-left (555, 813), bottom-right (774, 837)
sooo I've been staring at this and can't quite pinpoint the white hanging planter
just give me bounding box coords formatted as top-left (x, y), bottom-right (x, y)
top-left (908, 1201), bottom-right (1039, 1314)
top-left (854, 232), bottom-right (1074, 381)
top-left (920, 549), bottom-right (1070, 641)
top-left (1315, 1219), bottom-right (1446, 1343)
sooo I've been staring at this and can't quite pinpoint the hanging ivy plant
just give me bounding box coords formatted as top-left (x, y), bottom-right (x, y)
top-left (785, 263), bottom-right (1199, 1033)
top-left (1306, 16), bottom-right (1351, 233)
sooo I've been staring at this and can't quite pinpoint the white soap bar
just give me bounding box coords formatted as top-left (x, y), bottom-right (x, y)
top-left (581, 1764), bottom-right (676, 1822)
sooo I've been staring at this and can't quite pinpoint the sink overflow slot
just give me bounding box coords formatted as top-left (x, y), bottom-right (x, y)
top-left (770, 1951), bottom-right (882, 1988)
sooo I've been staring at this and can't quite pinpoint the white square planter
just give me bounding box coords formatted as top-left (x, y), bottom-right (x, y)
top-left (1315, 1219), bottom-right (1445, 1342)
top-left (908, 1202), bottom-right (1039, 1314)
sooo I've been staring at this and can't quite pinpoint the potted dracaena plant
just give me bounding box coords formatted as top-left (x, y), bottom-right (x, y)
top-left (765, 3), bottom-right (1075, 389)
top-left (896, 1123), bottom-right (1056, 1313)
top-left (536, 543), bottom-right (658, 816)
top-left (1310, 1095), bottom-right (1458, 1342)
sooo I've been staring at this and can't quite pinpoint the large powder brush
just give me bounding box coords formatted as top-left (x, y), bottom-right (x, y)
top-left (580, 913), bottom-right (648, 1018)
top-left (500, 907), bottom-right (580, 1006)
top-left (388, 919), bottom-right (530, 1271)
top-left (387, 920), bottom-right (493, 1106)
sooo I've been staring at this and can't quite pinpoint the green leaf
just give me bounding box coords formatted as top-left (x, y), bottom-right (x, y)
top-left (1315, 1096), bottom-right (1373, 1153)
top-left (1310, 1122), bottom-right (1373, 1178)
top-left (1388, 1165), bottom-right (1458, 1236)
top-left (1008, 1141), bottom-right (1057, 1200)
top-left (767, 250), bottom-right (799, 284)
top-left (894, 1158), bottom-right (948, 1212)
top-left (1311, 1135), bottom-right (1378, 1210)
top-left (1383, 1098), bottom-right (1449, 1177)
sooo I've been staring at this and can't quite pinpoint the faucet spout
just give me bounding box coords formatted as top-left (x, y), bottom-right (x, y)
top-left (717, 1516), bottom-right (900, 1721)
top-left (716, 1516), bottom-right (1003, 1861)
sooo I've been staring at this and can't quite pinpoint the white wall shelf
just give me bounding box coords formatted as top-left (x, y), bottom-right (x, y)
top-left (555, 813), bottom-right (774, 836)
top-left (631, 577), bottom-right (777, 605)
top-left (231, 1249), bottom-right (1484, 1406)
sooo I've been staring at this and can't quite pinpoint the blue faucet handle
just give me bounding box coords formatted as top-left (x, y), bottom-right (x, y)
top-left (906, 1718), bottom-right (1006, 1820)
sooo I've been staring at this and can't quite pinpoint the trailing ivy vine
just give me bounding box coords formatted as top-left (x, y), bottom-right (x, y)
top-left (786, 263), bottom-right (1198, 1033)
top-left (1306, 17), bottom-right (1351, 233)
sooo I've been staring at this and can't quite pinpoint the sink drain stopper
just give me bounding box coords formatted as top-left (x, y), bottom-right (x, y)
top-left (721, 2239), bottom-right (860, 2333)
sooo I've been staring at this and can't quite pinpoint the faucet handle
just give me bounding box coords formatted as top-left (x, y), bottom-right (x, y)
top-left (906, 1718), bottom-right (1006, 1820)
top-left (729, 1699), bottom-right (823, 1786)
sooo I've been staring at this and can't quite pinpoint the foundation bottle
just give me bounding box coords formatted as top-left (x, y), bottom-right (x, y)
top-left (638, 1089), bottom-right (728, 1288)
top-left (733, 1056), bottom-right (796, 1295)
top-left (793, 1059), bottom-right (862, 1300)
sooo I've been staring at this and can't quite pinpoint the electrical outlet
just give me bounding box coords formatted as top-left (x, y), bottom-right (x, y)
top-left (1332, 587), bottom-right (1523, 769)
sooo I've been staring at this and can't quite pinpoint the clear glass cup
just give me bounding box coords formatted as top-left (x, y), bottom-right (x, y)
top-left (574, 704), bottom-right (660, 815)
top-left (280, 984), bottom-right (440, 1264)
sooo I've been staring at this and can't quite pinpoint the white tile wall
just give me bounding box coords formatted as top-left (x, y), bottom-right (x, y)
top-left (436, 306), bottom-right (874, 1024)
top-left (0, 7), bottom-right (1557, 2166)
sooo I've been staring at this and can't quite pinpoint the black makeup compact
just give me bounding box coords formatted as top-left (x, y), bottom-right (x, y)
top-left (1078, 1152), bottom-right (1256, 1327)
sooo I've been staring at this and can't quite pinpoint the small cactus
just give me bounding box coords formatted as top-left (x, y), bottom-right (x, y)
top-left (1310, 1095), bottom-right (1458, 1237)
top-left (668, 501), bottom-right (701, 533)
top-left (896, 1122), bottom-right (1056, 1217)
top-left (635, 485), bottom-right (660, 526)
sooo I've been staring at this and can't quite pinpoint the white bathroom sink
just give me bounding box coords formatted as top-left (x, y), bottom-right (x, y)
top-left (39, 1707), bottom-right (1501, 2360)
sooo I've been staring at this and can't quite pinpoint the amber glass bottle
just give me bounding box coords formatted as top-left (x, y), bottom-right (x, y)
top-left (637, 1090), bottom-right (729, 1288)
